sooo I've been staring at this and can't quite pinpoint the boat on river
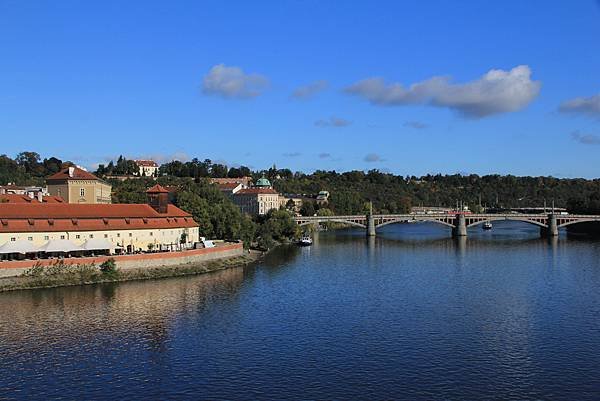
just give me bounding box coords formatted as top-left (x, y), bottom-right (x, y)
top-left (298, 235), bottom-right (313, 246)
top-left (482, 221), bottom-right (493, 230)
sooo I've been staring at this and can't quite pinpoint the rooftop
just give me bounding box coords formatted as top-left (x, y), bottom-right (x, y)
top-left (47, 166), bottom-right (101, 182)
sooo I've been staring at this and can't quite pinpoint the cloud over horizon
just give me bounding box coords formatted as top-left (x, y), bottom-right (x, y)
top-left (345, 65), bottom-right (541, 118)
top-left (571, 130), bottom-right (600, 145)
top-left (291, 80), bottom-right (328, 99)
top-left (202, 64), bottom-right (269, 99)
top-left (315, 116), bottom-right (351, 127)
top-left (364, 153), bottom-right (383, 162)
top-left (404, 121), bottom-right (428, 129)
top-left (559, 94), bottom-right (600, 117)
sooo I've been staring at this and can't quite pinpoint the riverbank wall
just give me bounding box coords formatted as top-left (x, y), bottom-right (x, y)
top-left (0, 243), bottom-right (245, 278)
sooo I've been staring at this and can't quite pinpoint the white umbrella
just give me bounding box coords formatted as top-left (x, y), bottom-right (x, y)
top-left (39, 239), bottom-right (82, 253)
top-left (0, 240), bottom-right (39, 254)
top-left (81, 238), bottom-right (119, 251)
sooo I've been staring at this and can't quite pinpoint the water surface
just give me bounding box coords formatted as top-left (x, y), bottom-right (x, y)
top-left (1, 222), bottom-right (600, 400)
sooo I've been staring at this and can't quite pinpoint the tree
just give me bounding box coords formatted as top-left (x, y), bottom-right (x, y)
top-left (300, 201), bottom-right (316, 217)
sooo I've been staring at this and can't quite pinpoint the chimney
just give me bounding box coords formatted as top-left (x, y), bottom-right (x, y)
top-left (37, 191), bottom-right (43, 203)
top-left (68, 167), bottom-right (75, 177)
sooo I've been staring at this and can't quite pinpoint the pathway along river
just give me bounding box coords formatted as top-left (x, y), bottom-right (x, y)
top-left (2, 222), bottom-right (600, 400)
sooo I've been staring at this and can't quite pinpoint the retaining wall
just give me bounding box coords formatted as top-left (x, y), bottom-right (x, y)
top-left (0, 243), bottom-right (244, 278)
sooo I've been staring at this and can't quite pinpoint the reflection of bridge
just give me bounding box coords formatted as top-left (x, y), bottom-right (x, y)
top-left (294, 213), bottom-right (600, 237)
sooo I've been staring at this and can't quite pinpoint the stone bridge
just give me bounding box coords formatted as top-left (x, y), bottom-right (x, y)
top-left (294, 213), bottom-right (600, 237)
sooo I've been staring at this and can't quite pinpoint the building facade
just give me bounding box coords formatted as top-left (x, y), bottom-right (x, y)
top-left (47, 167), bottom-right (112, 204)
top-left (231, 177), bottom-right (281, 215)
top-left (135, 160), bottom-right (159, 177)
top-left (0, 184), bottom-right (199, 254)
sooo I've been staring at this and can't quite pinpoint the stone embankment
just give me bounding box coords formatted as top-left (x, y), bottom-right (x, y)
top-left (0, 243), bottom-right (261, 292)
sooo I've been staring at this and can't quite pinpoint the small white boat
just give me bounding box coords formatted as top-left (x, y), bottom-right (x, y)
top-left (298, 235), bottom-right (313, 246)
top-left (482, 221), bottom-right (493, 230)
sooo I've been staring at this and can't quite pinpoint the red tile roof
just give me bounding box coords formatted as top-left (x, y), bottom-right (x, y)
top-left (146, 184), bottom-right (170, 193)
top-left (217, 182), bottom-right (242, 190)
top-left (236, 188), bottom-right (279, 195)
top-left (0, 195), bottom-right (65, 204)
top-left (0, 203), bottom-right (196, 233)
top-left (47, 166), bottom-right (100, 181)
top-left (135, 160), bottom-right (158, 167)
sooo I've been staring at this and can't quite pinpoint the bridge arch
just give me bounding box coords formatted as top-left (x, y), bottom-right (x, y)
top-left (466, 217), bottom-right (547, 228)
top-left (376, 218), bottom-right (455, 229)
top-left (298, 219), bottom-right (366, 229)
top-left (557, 218), bottom-right (600, 228)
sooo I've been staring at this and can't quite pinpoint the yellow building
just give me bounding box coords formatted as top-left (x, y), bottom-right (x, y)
top-left (46, 166), bottom-right (112, 204)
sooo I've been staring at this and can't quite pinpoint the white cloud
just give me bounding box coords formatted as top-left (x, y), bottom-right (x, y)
top-left (318, 152), bottom-right (332, 159)
top-left (404, 121), bottom-right (428, 129)
top-left (283, 152), bottom-right (301, 157)
top-left (571, 130), bottom-right (600, 145)
top-left (202, 64), bottom-right (269, 99)
top-left (364, 153), bottom-right (383, 162)
top-left (559, 94), bottom-right (600, 117)
top-left (345, 65), bottom-right (541, 118)
top-left (315, 116), bottom-right (351, 127)
top-left (291, 80), bottom-right (328, 99)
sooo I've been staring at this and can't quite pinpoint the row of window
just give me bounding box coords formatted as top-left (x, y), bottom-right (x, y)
top-left (8, 229), bottom-right (193, 242)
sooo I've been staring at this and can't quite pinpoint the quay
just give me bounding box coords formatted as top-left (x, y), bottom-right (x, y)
top-left (0, 242), bottom-right (244, 278)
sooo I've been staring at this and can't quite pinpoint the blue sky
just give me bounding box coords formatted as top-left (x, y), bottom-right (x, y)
top-left (1, 1), bottom-right (600, 177)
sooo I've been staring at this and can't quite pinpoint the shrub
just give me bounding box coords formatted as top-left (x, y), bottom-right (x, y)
top-left (99, 258), bottom-right (117, 274)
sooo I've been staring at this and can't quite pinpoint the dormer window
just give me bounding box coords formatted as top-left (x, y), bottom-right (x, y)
top-left (27, 219), bottom-right (34, 226)
top-left (48, 219), bottom-right (54, 226)
top-left (71, 218), bottom-right (78, 225)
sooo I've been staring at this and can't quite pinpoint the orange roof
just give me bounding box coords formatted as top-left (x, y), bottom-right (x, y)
top-left (0, 194), bottom-right (65, 204)
top-left (217, 182), bottom-right (242, 190)
top-left (47, 166), bottom-right (100, 181)
top-left (236, 188), bottom-right (279, 195)
top-left (135, 160), bottom-right (158, 167)
top-left (0, 203), bottom-right (196, 233)
top-left (42, 196), bottom-right (65, 203)
top-left (0, 203), bottom-right (190, 219)
top-left (146, 184), bottom-right (170, 193)
top-left (0, 194), bottom-right (39, 204)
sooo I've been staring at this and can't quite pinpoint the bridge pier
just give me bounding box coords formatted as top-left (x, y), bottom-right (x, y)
top-left (540, 214), bottom-right (559, 237)
top-left (367, 214), bottom-right (376, 237)
top-left (452, 214), bottom-right (467, 237)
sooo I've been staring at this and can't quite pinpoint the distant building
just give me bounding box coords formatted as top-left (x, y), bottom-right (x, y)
top-left (215, 182), bottom-right (244, 196)
top-left (0, 184), bottom-right (49, 200)
top-left (0, 194), bottom-right (64, 204)
top-left (46, 166), bottom-right (112, 204)
top-left (210, 177), bottom-right (252, 188)
top-left (231, 177), bottom-right (280, 215)
top-left (316, 190), bottom-right (330, 205)
top-left (134, 160), bottom-right (159, 177)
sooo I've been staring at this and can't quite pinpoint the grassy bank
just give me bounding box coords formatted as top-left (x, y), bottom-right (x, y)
top-left (0, 251), bottom-right (263, 292)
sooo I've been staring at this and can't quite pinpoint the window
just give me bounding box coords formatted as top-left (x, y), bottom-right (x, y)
top-left (89, 234), bottom-right (94, 239)
top-left (129, 233), bottom-right (132, 237)
top-left (75, 235), bottom-right (80, 239)
top-left (28, 237), bottom-right (33, 241)
top-left (60, 235), bottom-right (65, 239)
top-left (150, 232), bottom-right (153, 236)
top-left (10, 237), bottom-right (16, 242)
top-left (80, 188), bottom-right (85, 197)
top-left (104, 234), bottom-right (108, 238)
top-left (117, 233), bottom-right (120, 237)
top-left (44, 236), bottom-right (49, 240)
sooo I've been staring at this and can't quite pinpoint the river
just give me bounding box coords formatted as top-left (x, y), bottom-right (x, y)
top-left (1, 222), bottom-right (600, 400)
